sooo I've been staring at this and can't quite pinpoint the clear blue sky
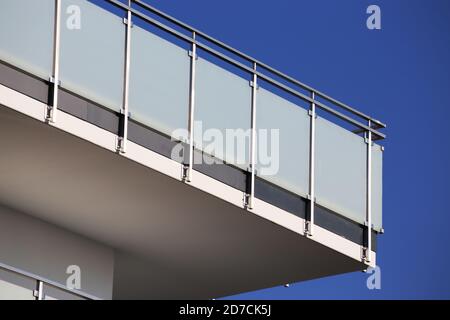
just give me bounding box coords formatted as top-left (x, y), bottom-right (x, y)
top-left (138, 0), bottom-right (450, 299)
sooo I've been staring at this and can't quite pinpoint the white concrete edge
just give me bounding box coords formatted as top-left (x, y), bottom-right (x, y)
top-left (187, 170), bottom-right (245, 208)
top-left (51, 110), bottom-right (118, 153)
top-left (250, 198), bottom-right (375, 267)
top-left (0, 84), bottom-right (46, 122)
top-left (125, 141), bottom-right (183, 182)
top-left (0, 84), bottom-right (375, 268)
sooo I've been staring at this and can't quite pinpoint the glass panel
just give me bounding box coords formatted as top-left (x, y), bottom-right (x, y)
top-left (194, 58), bottom-right (251, 169)
top-left (0, 268), bottom-right (35, 300)
top-left (315, 117), bottom-right (367, 225)
top-left (43, 284), bottom-right (85, 300)
top-left (60, 0), bottom-right (125, 111)
top-left (372, 143), bottom-right (383, 231)
top-left (129, 23), bottom-right (190, 141)
top-left (0, 0), bottom-right (54, 79)
top-left (256, 88), bottom-right (310, 197)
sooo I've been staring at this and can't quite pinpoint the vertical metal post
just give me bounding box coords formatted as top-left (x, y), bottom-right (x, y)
top-left (34, 281), bottom-right (44, 300)
top-left (365, 120), bottom-right (373, 262)
top-left (118, 1), bottom-right (132, 153)
top-left (186, 32), bottom-right (197, 182)
top-left (306, 91), bottom-right (316, 236)
top-left (47, 0), bottom-right (61, 123)
top-left (248, 62), bottom-right (258, 209)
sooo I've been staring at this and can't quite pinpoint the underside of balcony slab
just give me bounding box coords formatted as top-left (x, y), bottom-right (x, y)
top-left (0, 103), bottom-right (368, 299)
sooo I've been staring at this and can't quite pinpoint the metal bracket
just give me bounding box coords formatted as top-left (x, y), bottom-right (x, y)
top-left (120, 109), bottom-right (131, 117)
top-left (182, 164), bottom-right (190, 182)
top-left (364, 137), bottom-right (374, 146)
top-left (246, 165), bottom-right (258, 176)
top-left (46, 76), bottom-right (60, 123)
top-left (123, 17), bottom-right (134, 27)
top-left (362, 247), bottom-right (370, 263)
top-left (249, 81), bottom-right (259, 90)
top-left (33, 281), bottom-right (45, 300)
top-left (45, 106), bottom-right (54, 123)
top-left (363, 221), bottom-right (374, 229)
top-left (304, 220), bottom-right (313, 237)
top-left (32, 290), bottom-right (45, 300)
top-left (188, 50), bottom-right (198, 60)
top-left (49, 76), bottom-right (61, 86)
top-left (243, 193), bottom-right (251, 209)
top-left (116, 136), bottom-right (125, 153)
top-left (117, 109), bottom-right (129, 153)
top-left (304, 194), bottom-right (315, 237)
top-left (308, 110), bottom-right (317, 118)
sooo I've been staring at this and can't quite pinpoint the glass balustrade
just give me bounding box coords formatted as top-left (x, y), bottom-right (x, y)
top-left (0, 266), bottom-right (91, 300)
top-left (315, 116), bottom-right (368, 225)
top-left (0, 268), bottom-right (36, 300)
top-left (59, 0), bottom-right (125, 112)
top-left (0, 0), bottom-right (54, 80)
top-left (372, 143), bottom-right (383, 231)
top-left (194, 57), bottom-right (252, 170)
top-left (256, 87), bottom-right (310, 198)
top-left (129, 20), bottom-right (190, 141)
top-left (0, 0), bottom-right (384, 232)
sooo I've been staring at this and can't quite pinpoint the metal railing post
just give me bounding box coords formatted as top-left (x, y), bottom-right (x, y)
top-left (47, 0), bottom-right (61, 123)
top-left (364, 120), bottom-right (373, 263)
top-left (248, 62), bottom-right (258, 209)
top-left (118, 0), bottom-right (133, 153)
top-left (186, 31), bottom-right (197, 182)
top-left (306, 91), bottom-right (316, 236)
top-left (33, 280), bottom-right (44, 300)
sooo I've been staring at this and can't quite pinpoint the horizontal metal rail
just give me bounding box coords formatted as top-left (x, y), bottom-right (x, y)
top-left (107, 0), bottom-right (386, 140)
top-left (191, 42), bottom-right (386, 139)
top-left (131, 0), bottom-right (386, 129)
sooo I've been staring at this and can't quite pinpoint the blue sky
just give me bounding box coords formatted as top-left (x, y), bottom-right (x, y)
top-left (136, 0), bottom-right (450, 299)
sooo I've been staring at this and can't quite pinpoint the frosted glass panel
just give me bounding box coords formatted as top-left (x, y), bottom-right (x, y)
top-left (129, 25), bottom-right (190, 141)
top-left (372, 144), bottom-right (383, 231)
top-left (315, 117), bottom-right (367, 225)
top-left (195, 58), bottom-right (251, 169)
top-left (0, 269), bottom-right (35, 300)
top-left (60, 0), bottom-right (125, 111)
top-left (256, 88), bottom-right (310, 197)
top-left (0, 0), bottom-right (54, 79)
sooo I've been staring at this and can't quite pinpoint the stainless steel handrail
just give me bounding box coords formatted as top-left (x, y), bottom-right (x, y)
top-left (132, 0), bottom-right (385, 127)
top-left (106, 0), bottom-right (386, 140)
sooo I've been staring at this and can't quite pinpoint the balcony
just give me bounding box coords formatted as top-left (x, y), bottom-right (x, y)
top-left (0, 0), bottom-right (385, 299)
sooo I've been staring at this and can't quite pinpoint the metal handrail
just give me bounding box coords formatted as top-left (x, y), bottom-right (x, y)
top-left (132, 0), bottom-right (385, 127)
top-left (106, 0), bottom-right (386, 140)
